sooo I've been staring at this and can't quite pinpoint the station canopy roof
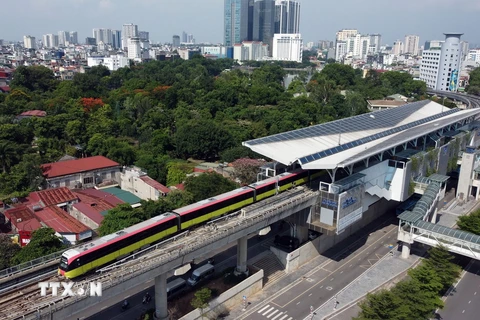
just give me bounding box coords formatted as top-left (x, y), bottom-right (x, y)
top-left (243, 100), bottom-right (480, 170)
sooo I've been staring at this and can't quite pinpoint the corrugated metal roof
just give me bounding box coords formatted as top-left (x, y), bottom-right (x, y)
top-left (101, 187), bottom-right (141, 204)
top-left (41, 156), bottom-right (119, 178)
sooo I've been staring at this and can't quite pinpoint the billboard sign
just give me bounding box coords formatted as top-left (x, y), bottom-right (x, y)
top-left (449, 69), bottom-right (458, 91)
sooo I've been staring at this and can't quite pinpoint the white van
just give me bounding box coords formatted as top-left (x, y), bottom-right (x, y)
top-left (166, 278), bottom-right (187, 299)
top-left (187, 264), bottom-right (215, 287)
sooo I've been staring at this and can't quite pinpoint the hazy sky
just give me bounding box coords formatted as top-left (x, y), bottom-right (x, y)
top-left (1, 0), bottom-right (479, 46)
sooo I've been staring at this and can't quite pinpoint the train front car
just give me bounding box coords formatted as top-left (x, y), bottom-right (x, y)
top-left (58, 248), bottom-right (81, 278)
top-left (59, 213), bottom-right (179, 279)
top-left (175, 187), bottom-right (255, 230)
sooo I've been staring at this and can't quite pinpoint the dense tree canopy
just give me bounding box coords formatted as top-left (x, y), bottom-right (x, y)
top-left (11, 228), bottom-right (66, 265)
top-left (0, 59), bottom-right (426, 201)
top-left (355, 246), bottom-right (459, 320)
top-left (467, 67), bottom-right (480, 96)
top-left (457, 208), bottom-right (480, 235)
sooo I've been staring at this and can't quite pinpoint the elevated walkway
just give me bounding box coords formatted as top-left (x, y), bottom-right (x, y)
top-left (398, 174), bottom-right (480, 260)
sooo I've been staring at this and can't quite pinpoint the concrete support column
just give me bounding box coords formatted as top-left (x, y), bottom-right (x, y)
top-left (401, 242), bottom-right (411, 259)
top-left (154, 273), bottom-right (168, 320)
top-left (295, 225), bottom-right (309, 243)
top-left (235, 236), bottom-right (248, 275)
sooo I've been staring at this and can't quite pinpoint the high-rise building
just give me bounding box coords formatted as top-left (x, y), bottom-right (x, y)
top-left (93, 28), bottom-right (113, 45)
top-left (23, 35), bottom-right (36, 49)
top-left (42, 34), bottom-right (58, 48)
top-left (272, 33), bottom-right (303, 62)
top-left (404, 35), bottom-right (419, 55)
top-left (224, 0), bottom-right (253, 46)
top-left (69, 31), bottom-right (78, 45)
top-left (127, 37), bottom-right (141, 60)
top-left (461, 41), bottom-right (469, 61)
top-left (122, 23), bottom-right (138, 49)
top-left (468, 48), bottom-right (480, 63)
top-left (392, 40), bottom-right (403, 55)
top-left (139, 31), bottom-right (149, 41)
top-left (335, 29), bottom-right (358, 41)
top-left (112, 30), bottom-right (122, 49)
top-left (274, 0), bottom-right (300, 34)
top-left (424, 40), bottom-right (443, 50)
top-left (187, 34), bottom-right (195, 43)
top-left (0, 39), bottom-right (3, 47)
top-left (58, 31), bottom-right (70, 46)
top-left (369, 34), bottom-right (381, 54)
top-left (172, 35), bottom-right (180, 48)
top-left (253, 0), bottom-right (275, 55)
top-left (182, 31), bottom-right (188, 43)
top-left (420, 33), bottom-right (463, 92)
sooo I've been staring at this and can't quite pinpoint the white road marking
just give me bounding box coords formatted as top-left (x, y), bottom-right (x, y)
top-left (340, 271), bottom-right (344, 274)
top-left (469, 300), bottom-right (471, 304)
top-left (278, 315), bottom-right (288, 320)
top-left (463, 310), bottom-right (465, 313)
top-left (349, 264), bottom-right (353, 267)
top-left (309, 293), bottom-right (312, 296)
top-left (263, 307), bottom-right (275, 316)
top-left (320, 286), bottom-right (323, 288)
top-left (475, 292), bottom-right (477, 295)
top-left (101, 306), bottom-right (108, 310)
top-left (258, 305), bottom-right (270, 313)
top-left (296, 302), bottom-right (301, 305)
top-left (330, 278), bottom-right (334, 281)
top-left (267, 310), bottom-right (279, 318)
top-left (271, 312), bottom-right (283, 320)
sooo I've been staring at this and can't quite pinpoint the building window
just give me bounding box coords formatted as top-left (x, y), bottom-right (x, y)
top-left (84, 177), bottom-right (94, 184)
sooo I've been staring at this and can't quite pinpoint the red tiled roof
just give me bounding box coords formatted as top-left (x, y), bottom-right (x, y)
top-left (74, 189), bottom-right (124, 206)
top-left (140, 176), bottom-right (170, 194)
top-left (4, 206), bottom-right (42, 232)
top-left (0, 86), bottom-right (10, 92)
top-left (174, 183), bottom-right (185, 191)
top-left (41, 156), bottom-right (120, 178)
top-left (19, 110), bottom-right (46, 117)
top-left (33, 206), bottom-right (89, 234)
top-left (28, 187), bottom-right (77, 207)
top-left (72, 202), bottom-right (104, 225)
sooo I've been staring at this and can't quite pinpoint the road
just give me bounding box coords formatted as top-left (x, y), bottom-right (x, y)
top-left (238, 215), bottom-right (399, 320)
top-left (437, 259), bottom-right (480, 320)
top-left (78, 227), bottom-right (281, 320)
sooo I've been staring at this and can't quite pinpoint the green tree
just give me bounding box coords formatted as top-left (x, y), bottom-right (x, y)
top-left (354, 289), bottom-right (409, 320)
top-left (0, 234), bottom-right (21, 269)
top-left (98, 204), bottom-right (145, 236)
top-left (457, 208), bottom-right (480, 235)
top-left (191, 288), bottom-right (212, 320)
top-left (0, 140), bottom-right (17, 173)
top-left (12, 228), bottom-right (66, 265)
top-left (10, 65), bottom-right (58, 93)
top-left (166, 162), bottom-right (192, 186)
top-left (184, 172), bottom-right (239, 202)
top-left (423, 245), bottom-right (461, 292)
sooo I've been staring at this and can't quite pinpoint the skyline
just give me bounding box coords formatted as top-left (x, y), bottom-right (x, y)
top-left (1, 0), bottom-right (480, 46)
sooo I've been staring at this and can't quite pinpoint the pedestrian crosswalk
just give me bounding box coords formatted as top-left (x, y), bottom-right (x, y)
top-left (257, 304), bottom-right (293, 320)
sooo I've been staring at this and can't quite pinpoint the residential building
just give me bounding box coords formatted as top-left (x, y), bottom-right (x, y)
top-left (93, 28), bottom-right (113, 45)
top-left (253, 0), bottom-right (276, 55)
top-left (42, 34), bottom-right (58, 48)
top-left (3, 187), bottom-right (92, 245)
top-left (233, 41), bottom-right (268, 61)
top-left (41, 155), bottom-right (121, 189)
top-left (336, 29), bottom-right (358, 41)
top-left (404, 35), bottom-right (420, 55)
top-left (274, 0), bottom-right (300, 34)
top-left (172, 35), bottom-right (180, 48)
top-left (120, 167), bottom-right (171, 201)
top-left (58, 31), bottom-right (70, 46)
top-left (424, 40), bottom-right (443, 50)
top-left (420, 33), bottom-right (464, 91)
top-left (122, 23), bottom-right (138, 49)
top-left (69, 31), bottom-right (78, 45)
top-left (393, 40), bottom-right (403, 55)
top-left (23, 35), bottom-right (36, 49)
top-left (182, 31), bottom-right (188, 43)
top-left (103, 55), bottom-right (129, 71)
top-left (272, 33), bottom-right (303, 62)
top-left (468, 48), bottom-right (480, 62)
top-left (224, 0), bottom-right (252, 46)
top-left (71, 189), bottom-right (123, 229)
top-left (16, 110), bottom-right (46, 121)
top-left (85, 37), bottom-right (96, 46)
top-left (177, 48), bottom-right (202, 60)
top-left (335, 41), bottom-right (347, 62)
top-left (127, 37), bottom-right (142, 60)
top-left (187, 34), bottom-right (195, 44)
top-left (461, 41), bottom-right (470, 61)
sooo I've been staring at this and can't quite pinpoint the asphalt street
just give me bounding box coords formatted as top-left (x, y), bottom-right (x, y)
top-left (78, 229), bottom-right (280, 320)
top-left (238, 216), bottom-right (399, 320)
top-left (437, 259), bottom-right (480, 320)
